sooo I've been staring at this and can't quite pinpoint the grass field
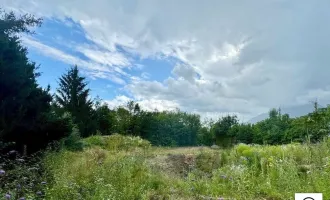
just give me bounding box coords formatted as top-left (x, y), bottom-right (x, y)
top-left (31, 134), bottom-right (330, 200)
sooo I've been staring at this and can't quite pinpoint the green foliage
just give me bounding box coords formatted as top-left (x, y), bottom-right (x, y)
top-left (83, 135), bottom-right (107, 148)
top-left (0, 10), bottom-right (70, 153)
top-left (3, 8), bottom-right (330, 199)
top-left (43, 148), bottom-right (171, 200)
top-left (141, 110), bottom-right (201, 146)
top-left (0, 151), bottom-right (49, 199)
top-left (211, 105), bottom-right (330, 147)
top-left (61, 127), bottom-right (84, 152)
top-left (230, 123), bottom-right (254, 144)
top-left (211, 115), bottom-right (238, 147)
top-left (197, 126), bottom-right (214, 146)
top-left (55, 66), bottom-right (96, 137)
top-left (195, 151), bottom-right (221, 174)
top-left (81, 101), bottom-right (330, 148)
top-left (0, 10), bottom-right (42, 35)
top-left (110, 101), bottom-right (143, 136)
top-left (94, 99), bottom-right (116, 135)
top-left (0, 10), bottom-right (48, 137)
top-left (253, 108), bottom-right (291, 145)
top-left (83, 134), bottom-right (151, 151)
top-left (25, 140), bottom-right (330, 199)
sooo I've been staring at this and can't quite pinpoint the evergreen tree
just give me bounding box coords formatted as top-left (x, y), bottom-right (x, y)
top-left (55, 66), bottom-right (96, 137)
top-left (0, 10), bottom-right (54, 150)
top-left (0, 10), bottom-right (72, 154)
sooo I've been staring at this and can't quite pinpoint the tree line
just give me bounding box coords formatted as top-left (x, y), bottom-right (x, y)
top-left (1, 10), bottom-right (330, 154)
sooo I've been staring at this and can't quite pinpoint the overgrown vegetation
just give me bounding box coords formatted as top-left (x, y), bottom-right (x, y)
top-left (2, 9), bottom-right (330, 199)
top-left (3, 135), bottom-right (327, 199)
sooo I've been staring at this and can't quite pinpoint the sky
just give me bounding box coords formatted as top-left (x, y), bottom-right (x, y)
top-left (2, 0), bottom-right (330, 122)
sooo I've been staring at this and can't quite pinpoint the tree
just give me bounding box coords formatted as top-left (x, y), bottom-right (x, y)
top-left (197, 118), bottom-right (215, 146)
top-left (229, 123), bottom-right (254, 144)
top-left (114, 106), bottom-right (131, 134)
top-left (55, 66), bottom-right (96, 137)
top-left (0, 10), bottom-right (71, 153)
top-left (94, 98), bottom-right (115, 135)
top-left (0, 11), bottom-right (46, 139)
top-left (0, 10), bottom-right (45, 137)
top-left (252, 108), bottom-right (291, 145)
top-left (197, 127), bottom-right (214, 146)
top-left (126, 101), bottom-right (142, 136)
top-left (211, 115), bottom-right (238, 147)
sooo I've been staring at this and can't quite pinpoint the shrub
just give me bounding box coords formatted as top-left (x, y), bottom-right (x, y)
top-left (43, 149), bottom-right (170, 199)
top-left (61, 127), bottom-right (84, 152)
top-left (105, 134), bottom-right (151, 151)
top-left (83, 134), bottom-right (151, 151)
top-left (235, 143), bottom-right (252, 156)
top-left (195, 151), bottom-right (221, 174)
top-left (83, 135), bottom-right (107, 148)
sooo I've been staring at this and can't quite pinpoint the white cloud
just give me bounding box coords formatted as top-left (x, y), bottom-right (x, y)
top-left (4, 0), bottom-right (330, 120)
top-left (22, 36), bottom-right (126, 84)
top-left (83, 71), bottom-right (126, 85)
top-left (104, 95), bottom-right (179, 112)
top-left (22, 36), bottom-right (102, 71)
top-left (75, 45), bottom-right (131, 70)
top-left (141, 72), bottom-right (150, 79)
top-left (104, 95), bottom-right (131, 109)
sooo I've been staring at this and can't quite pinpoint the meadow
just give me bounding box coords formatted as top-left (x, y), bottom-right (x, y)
top-left (2, 8), bottom-right (330, 200)
top-left (2, 134), bottom-right (330, 200)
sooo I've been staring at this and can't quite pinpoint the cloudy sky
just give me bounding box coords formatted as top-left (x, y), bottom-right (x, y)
top-left (2, 0), bottom-right (330, 121)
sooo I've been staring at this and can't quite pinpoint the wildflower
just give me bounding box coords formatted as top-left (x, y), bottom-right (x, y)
top-left (220, 175), bottom-right (227, 179)
top-left (0, 169), bottom-right (5, 175)
top-left (19, 197), bottom-right (25, 200)
top-left (36, 191), bottom-right (42, 196)
top-left (5, 193), bottom-right (11, 199)
top-left (28, 167), bottom-right (38, 171)
top-left (41, 181), bottom-right (47, 185)
top-left (17, 184), bottom-right (21, 189)
top-left (16, 158), bottom-right (25, 162)
top-left (8, 150), bottom-right (16, 154)
top-left (218, 198), bottom-right (224, 200)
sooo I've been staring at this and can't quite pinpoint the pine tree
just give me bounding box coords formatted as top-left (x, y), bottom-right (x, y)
top-left (55, 66), bottom-right (96, 137)
top-left (0, 10), bottom-right (53, 148)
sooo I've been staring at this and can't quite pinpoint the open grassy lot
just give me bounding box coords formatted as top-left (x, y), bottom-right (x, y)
top-left (30, 134), bottom-right (330, 200)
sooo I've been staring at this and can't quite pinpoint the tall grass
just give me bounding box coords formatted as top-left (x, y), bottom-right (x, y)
top-left (184, 141), bottom-right (330, 199)
top-left (3, 135), bottom-right (330, 199)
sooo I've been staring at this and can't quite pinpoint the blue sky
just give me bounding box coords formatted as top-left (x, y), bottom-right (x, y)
top-left (4, 0), bottom-right (330, 121)
top-left (26, 18), bottom-right (174, 101)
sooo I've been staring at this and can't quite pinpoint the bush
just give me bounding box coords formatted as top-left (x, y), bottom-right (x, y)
top-left (83, 135), bottom-right (107, 148)
top-left (195, 151), bottom-right (221, 174)
top-left (61, 127), bottom-right (84, 152)
top-left (235, 143), bottom-right (253, 156)
top-left (83, 134), bottom-right (151, 151)
top-left (43, 149), bottom-right (170, 199)
top-left (105, 134), bottom-right (151, 151)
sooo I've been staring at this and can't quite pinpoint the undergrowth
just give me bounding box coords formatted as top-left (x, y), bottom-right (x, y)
top-left (2, 135), bottom-right (330, 199)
